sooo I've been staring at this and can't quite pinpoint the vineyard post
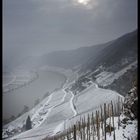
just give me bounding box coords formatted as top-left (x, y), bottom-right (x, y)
top-left (91, 112), bottom-right (95, 140)
top-left (86, 114), bottom-right (89, 140)
top-left (74, 125), bottom-right (77, 140)
top-left (79, 121), bottom-right (82, 140)
top-left (83, 117), bottom-right (86, 140)
top-left (66, 131), bottom-right (69, 140)
top-left (88, 114), bottom-right (91, 140)
top-left (118, 97), bottom-right (120, 129)
top-left (96, 111), bottom-right (100, 140)
top-left (109, 103), bottom-right (111, 136)
top-left (111, 101), bottom-right (116, 140)
top-left (98, 111), bottom-right (100, 140)
top-left (104, 103), bottom-right (106, 140)
top-left (100, 105), bottom-right (104, 136)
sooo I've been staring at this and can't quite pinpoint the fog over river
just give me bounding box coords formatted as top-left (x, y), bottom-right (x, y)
top-left (3, 70), bottom-right (66, 120)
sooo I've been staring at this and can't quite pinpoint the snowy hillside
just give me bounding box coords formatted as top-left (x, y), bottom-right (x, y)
top-left (2, 30), bottom-right (137, 140)
top-left (43, 86), bottom-right (137, 140)
top-left (43, 30), bottom-right (137, 73)
top-left (3, 68), bottom-right (123, 140)
top-left (3, 57), bottom-right (137, 140)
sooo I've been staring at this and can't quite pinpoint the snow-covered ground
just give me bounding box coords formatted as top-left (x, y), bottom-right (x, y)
top-left (3, 70), bottom-right (38, 93)
top-left (105, 115), bottom-right (137, 140)
top-left (4, 81), bottom-right (123, 140)
top-left (95, 61), bottom-right (137, 87)
top-left (4, 63), bottom-right (132, 140)
top-left (61, 115), bottom-right (137, 140)
top-left (74, 83), bottom-right (123, 115)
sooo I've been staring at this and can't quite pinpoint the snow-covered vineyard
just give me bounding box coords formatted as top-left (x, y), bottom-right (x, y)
top-left (2, 69), bottom-right (137, 140)
top-left (43, 87), bottom-right (137, 140)
top-left (3, 57), bottom-right (137, 140)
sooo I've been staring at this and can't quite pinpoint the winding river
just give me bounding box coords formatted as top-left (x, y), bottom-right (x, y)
top-left (3, 70), bottom-right (66, 120)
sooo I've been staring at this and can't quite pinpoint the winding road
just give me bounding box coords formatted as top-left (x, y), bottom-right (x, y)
top-left (69, 90), bottom-right (77, 116)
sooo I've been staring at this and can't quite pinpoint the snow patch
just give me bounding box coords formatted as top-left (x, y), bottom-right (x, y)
top-left (52, 122), bottom-right (65, 135)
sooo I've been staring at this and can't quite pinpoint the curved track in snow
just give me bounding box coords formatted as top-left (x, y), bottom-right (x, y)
top-left (69, 91), bottom-right (77, 116)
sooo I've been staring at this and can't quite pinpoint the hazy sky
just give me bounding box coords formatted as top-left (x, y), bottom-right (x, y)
top-left (3, 0), bottom-right (137, 62)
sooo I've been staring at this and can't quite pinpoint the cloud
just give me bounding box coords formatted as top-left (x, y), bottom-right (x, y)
top-left (3, 0), bottom-right (137, 70)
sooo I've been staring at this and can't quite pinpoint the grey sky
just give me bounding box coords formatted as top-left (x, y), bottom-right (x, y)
top-left (3, 0), bottom-right (137, 64)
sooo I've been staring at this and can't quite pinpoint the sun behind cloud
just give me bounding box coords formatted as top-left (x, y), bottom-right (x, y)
top-left (77, 0), bottom-right (90, 5)
top-left (72, 0), bottom-right (98, 9)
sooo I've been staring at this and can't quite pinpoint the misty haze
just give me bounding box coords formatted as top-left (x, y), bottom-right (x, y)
top-left (3, 0), bottom-right (137, 140)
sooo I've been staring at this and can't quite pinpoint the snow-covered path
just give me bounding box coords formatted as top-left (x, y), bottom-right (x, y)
top-left (50, 89), bottom-right (78, 135)
top-left (69, 91), bottom-right (77, 116)
top-left (50, 88), bottom-right (78, 135)
top-left (61, 89), bottom-right (68, 103)
top-left (31, 93), bottom-right (53, 128)
top-left (31, 88), bottom-right (70, 129)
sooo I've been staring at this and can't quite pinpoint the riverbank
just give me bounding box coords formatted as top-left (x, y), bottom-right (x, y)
top-left (3, 70), bottom-right (66, 120)
top-left (2, 68), bottom-right (76, 139)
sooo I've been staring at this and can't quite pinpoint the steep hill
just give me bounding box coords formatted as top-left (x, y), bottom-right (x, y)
top-left (44, 30), bottom-right (137, 73)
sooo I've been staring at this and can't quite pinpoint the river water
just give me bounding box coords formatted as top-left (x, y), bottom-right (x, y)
top-left (3, 70), bottom-right (66, 120)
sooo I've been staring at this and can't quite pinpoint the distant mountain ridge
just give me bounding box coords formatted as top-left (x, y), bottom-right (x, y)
top-left (42, 42), bottom-right (110, 69)
top-left (43, 30), bottom-right (137, 72)
top-left (6, 30), bottom-right (137, 73)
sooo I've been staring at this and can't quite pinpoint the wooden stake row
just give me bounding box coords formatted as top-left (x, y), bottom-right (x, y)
top-left (44, 99), bottom-right (124, 140)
